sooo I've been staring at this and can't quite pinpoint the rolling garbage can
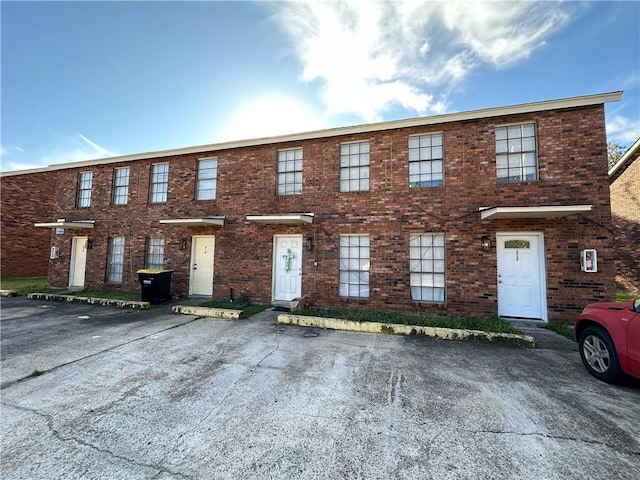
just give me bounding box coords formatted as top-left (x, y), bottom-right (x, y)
top-left (137, 269), bottom-right (174, 304)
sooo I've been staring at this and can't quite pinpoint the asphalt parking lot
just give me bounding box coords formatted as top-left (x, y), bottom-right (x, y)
top-left (1, 296), bottom-right (639, 479)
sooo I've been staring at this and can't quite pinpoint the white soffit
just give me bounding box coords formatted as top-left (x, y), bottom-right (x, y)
top-left (480, 205), bottom-right (593, 220)
top-left (246, 214), bottom-right (314, 224)
top-left (159, 217), bottom-right (225, 226)
top-left (34, 221), bottom-right (95, 229)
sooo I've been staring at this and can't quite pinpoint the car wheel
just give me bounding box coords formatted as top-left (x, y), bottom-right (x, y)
top-left (578, 326), bottom-right (624, 384)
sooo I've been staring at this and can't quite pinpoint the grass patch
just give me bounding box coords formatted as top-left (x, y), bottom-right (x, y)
top-left (197, 299), bottom-right (272, 317)
top-left (616, 291), bottom-right (637, 302)
top-left (0, 277), bottom-right (67, 296)
top-left (72, 289), bottom-right (142, 301)
top-left (541, 321), bottom-right (575, 340)
top-left (291, 308), bottom-right (522, 335)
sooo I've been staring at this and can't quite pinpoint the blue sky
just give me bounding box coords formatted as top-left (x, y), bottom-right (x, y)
top-left (1, 0), bottom-right (639, 172)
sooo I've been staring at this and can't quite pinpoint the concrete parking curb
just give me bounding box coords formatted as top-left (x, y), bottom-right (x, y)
top-left (27, 293), bottom-right (150, 310)
top-left (278, 313), bottom-right (536, 348)
top-left (171, 305), bottom-right (244, 319)
top-left (0, 290), bottom-right (18, 297)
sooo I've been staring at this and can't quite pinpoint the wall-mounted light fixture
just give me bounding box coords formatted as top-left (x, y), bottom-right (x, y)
top-left (305, 236), bottom-right (314, 252)
top-left (86, 236), bottom-right (94, 249)
top-left (180, 237), bottom-right (187, 250)
top-left (481, 235), bottom-right (491, 252)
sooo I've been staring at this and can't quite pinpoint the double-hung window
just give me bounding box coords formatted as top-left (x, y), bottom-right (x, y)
top-left (277, 148), bottom-right (303, 195)
top-left (112, 167), bottom-right (130, 205)
top-left (409, 133), bottom-right (443, 187)
top-left (495, 123), bottom-right (537, 183)
top-left (340, 141), bottom-right (370, 192)
top-left (145, 237), bottom-right (164, 270)
top-left (409, 233), bottom-right (445, 302)
top-left (77, 172), bottom-right (93, 208)
top-left (107, 237), bottom-right (125, 283)
top-left (196, 158), bottom-right (218, 200)
top-left (150, 163), bottom-right (169, 203)
top-left (339, 235), bottom-right (370, 298)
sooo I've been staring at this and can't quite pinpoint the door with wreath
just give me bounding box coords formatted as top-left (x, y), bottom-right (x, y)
top-left (273, 235), bottom-right (302, 301)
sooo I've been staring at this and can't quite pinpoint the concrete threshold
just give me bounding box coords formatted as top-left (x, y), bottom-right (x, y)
top-left (278, 313), bottom-right (536, 348)
top-left (27, 293), bottom-right (150, 310)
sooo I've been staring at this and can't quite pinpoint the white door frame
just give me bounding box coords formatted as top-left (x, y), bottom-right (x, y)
top-left (272, 234), bottom-right (303, 302)
top-left (496, 232), bottom-right (547, 322)
top-left (69, 236), bottom-right (88, 290)
top-left (189, 235), bottom-right (215, 296)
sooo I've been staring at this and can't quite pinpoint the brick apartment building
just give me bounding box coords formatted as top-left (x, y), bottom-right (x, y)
top-left (609, 138), bottom-right (640, 294)
top-left (15, 92), bottom-right (623, 322)
top-left (0, 169), bottom-right (55, 278)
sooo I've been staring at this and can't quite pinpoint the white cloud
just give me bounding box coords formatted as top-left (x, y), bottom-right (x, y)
top-left (270, 0), bottom-right (571, 121)
top-left (607, 115), bottom-right (640, 146)
top-left (42, 133), bottom-right (119, 166)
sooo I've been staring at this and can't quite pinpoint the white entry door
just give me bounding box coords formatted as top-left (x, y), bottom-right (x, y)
top-left (273, 235), bottom-right (302, 301)
top-left (497, 233), bottom-right (546, 320)
top-left (69, 236), bottom-right (88, 290)
top-left (190, 236), bottom-right (215, 296)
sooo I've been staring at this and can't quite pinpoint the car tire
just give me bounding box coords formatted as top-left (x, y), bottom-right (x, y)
top-left (578, 326), bottom-right (624, 384)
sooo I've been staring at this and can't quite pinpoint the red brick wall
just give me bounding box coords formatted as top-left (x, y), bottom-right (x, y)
top-left (1, 171), bottom-right (56, 278)
top-left (44, 104), bottom-right (613, 321)
top-left (611, 156), bottom-right (640, 293)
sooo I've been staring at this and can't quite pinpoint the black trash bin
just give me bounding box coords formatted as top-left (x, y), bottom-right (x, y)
top-left (137, 269), bottom-right (174, 304)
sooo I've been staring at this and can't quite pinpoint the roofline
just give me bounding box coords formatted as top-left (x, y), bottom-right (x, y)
top-left (608, 136), bottom-right (640, 179)
top-left (1, 91), bottom-right (622, 175)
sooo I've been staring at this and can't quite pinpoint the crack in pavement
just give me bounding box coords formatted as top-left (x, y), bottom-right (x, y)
top-left (466, 427), bottom-right (640, 456)
top-left (2, 402), bottom-right (194, 479)
top-left (1, 316), bottom-right (203, 390)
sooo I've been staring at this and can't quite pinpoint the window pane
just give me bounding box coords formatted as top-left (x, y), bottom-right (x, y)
top-left (409, 233), bottom-right (445, 303)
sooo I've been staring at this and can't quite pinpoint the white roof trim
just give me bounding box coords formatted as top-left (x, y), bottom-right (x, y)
top-left (159, 216), bottom-right (225, 226)
top-left (2, 92), bottom-right (620, 175)
top-left (608, 137), bottom-right (640, 178)
top-left (34, 221), bottom-right (95, 229)
top-left (246, 213), bottom-right (314, 225)
top-left (480, 205), bottom-right (592, 220)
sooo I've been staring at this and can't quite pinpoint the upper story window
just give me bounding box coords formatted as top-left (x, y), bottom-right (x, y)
top-left (495, 123), bottom-right (537, 183)
top-left (112, 167), bottom-right (130, 205)
top-left (409, 133), bottom-right (444, 187)
top-left (339, 234), bottom-right (370, 298)
top-left (145, 237), bottom-right (165, 270)
top-left (340, 141), bottom-right (370, 192)
top-left (196, 158), bottom-right (218, 200)
top-left (76, 171), bottom-right (93, 208)
top-left (150, 163), bottom-right (169, 203)
top-left (278, 148), bottom-right (303, 195)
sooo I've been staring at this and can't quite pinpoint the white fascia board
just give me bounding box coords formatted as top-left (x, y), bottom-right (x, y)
top-left (246, 213), bottom-right (314, 224)
top-left (480, 205), bottom-right (593, 220)
top-left (159, 217), bottom-right (225, 226)
top-left (34, 221), bottom-right (95, 229)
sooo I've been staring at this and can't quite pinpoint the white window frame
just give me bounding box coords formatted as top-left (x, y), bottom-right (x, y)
top-left (150, 163), bottom-right (169, 203)
top-left (339, 235), bottom-right (370, 298)
top-left (107, 236), bottom-right (125, 284)
top-left (196, 158), bottom-right (218, 200)
top-left (112, 167), bottom-right (130, 205)
top-left (146, 237), bottom-right (165, 270)
top-left (77, 171), bottom-right (93, 208)
top-left (340, 141), bottom-right (370, 192)
top-left (409, 233), bottom-right (446, 303)
top-left (495, 123), bottom-right (537, 183)
top-left (277, 148), bottom-right (303, 195)
top-left (409, 133), bottom-right (444, 187)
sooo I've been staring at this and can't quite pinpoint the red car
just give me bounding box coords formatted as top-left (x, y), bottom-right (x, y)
top-left (574, 298), bottom-right (640, 383)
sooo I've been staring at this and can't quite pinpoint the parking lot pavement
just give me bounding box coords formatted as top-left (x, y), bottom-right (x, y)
top-left (1, 297), bottom-right (639, 479)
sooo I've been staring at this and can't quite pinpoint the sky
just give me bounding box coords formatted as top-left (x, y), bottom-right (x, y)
top-left (1, 0), bottom-right (639, 172)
